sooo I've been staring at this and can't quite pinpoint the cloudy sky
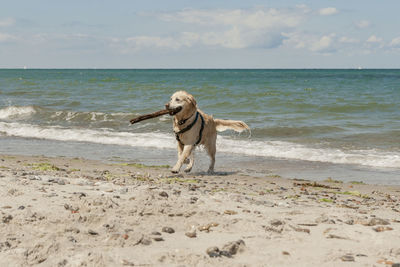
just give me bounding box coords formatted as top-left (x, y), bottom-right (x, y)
top-left (1, 0), bottom-right (399, 68)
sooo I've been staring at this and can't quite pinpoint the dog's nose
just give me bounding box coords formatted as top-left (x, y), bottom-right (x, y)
top-left (165, 103), bottom-right (170, 109)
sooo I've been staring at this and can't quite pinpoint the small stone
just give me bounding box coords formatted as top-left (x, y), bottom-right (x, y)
top-left (282, 251), bottom-right (290, 255)
top-left (58, 259), bottom-right (68, 267)
top-left (367, 218), bottom-right (390, 226)
top-left (221, 240), bottom-right (245, 256)
top-left (270, 219), bottom-right (284, 226)
top-left (224, 210), bottom-right (237, 215)
top-left (122, 234), bottom-right (129, 240)
top-left (206, 246), bottom-right (220, 257)
top-left (289, 225), bottom-right (310, 234)
top-left (327, 234), bottom-right (348, 240)
top-left (373, 226), bottom-right (393, 232)
top-left (341, 255), bottom-right (355, 262)
top-left (2, 206), bottom-right (12, 209)
top-left (162, 227), bottom-right (175, 234)
top-left (2, 214), bottom-right (13, 223)
top-left (185, 231), bottom-right (197, 238)
top-left (198, 222), bottom-right (219, 232)
top-left (73, 192), bottom-right (87, 198)
top-left (18, 206), bottom-right (25, 210)
top-left (88, 229), bottom-right (98, 235)
top-left (68, 236), bottom-right (77, 243)
top-left (153, 237), bottom-right (164, 241)
top-left (392, 263), bottom-right (400, 267)
top-left (263, 226), bottom-right (283, 233)
top-left (159, 191), bottom-right (168, 198)
top-left (140, 237), bottom-right (152, 245)
top-left (65, 227), bottom-right (80, 234)
top-left (121, 259), bottom-right (135, 266)
top-left (151, 231), bottom-right (161, 236)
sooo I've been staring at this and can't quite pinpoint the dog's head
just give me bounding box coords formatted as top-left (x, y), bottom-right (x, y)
top-left (165, 91), bottom-right (197, 117)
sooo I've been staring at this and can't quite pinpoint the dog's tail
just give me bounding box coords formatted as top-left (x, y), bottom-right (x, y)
top-left (215, 119), bottom-right (251, 135)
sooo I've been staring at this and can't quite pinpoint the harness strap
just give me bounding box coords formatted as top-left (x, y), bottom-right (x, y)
top-left (175, 112), bottom-right (204, 146)
top-left (178, 111), bottom-right (195, 125)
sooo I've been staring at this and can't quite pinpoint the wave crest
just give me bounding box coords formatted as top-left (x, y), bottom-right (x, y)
top-left (0, 106), bottom-right (37, 120)
top-left (0, 121), bottom-right (399, 169)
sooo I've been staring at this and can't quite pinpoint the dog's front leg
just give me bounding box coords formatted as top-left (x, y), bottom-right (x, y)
top-left (171, 144), bottom-right (194, 173)
top-left (184, 152), bottom-right (194, 173)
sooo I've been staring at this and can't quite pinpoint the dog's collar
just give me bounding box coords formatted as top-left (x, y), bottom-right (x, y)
top-left (175, 112), bottom-right (204, 146)
top-left (177, 111), bottom-right (196, 126)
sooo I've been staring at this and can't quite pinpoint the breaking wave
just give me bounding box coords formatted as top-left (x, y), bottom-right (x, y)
top-left (0, 121), bottom-right (399, 169)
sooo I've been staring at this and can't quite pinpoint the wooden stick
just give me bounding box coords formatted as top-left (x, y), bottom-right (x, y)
top-left (130, 109), bottom-right (170, 124)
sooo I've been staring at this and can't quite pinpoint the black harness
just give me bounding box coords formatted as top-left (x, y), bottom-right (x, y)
top-left (174, 111), bottom-right (205, 146)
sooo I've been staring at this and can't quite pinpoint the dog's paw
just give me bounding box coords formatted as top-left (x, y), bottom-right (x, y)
top-left (184, 167), bottom-right (192, 173)
top-left (207, 169), bottom-right (214, 174)
top-left (171, 169), bottom-right (179, 174)
top-left (183, 158), bottom-right (190, 164)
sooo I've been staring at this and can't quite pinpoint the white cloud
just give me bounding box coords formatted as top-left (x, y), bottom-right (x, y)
top-left (365, 35), bottom-right (384, 50)
top-left (355, 20), bottom-right (370, 29)
top-left (160, 8), bottom-right (304, 29)
top-left (318, 7), bottom-right (338, 16)
top-left (310, 34), bottom-right (336, 52)
top-left (366, 35), bottom-right (383, 43)
top-left (339, 36), bottom-right (359, 44)
top-left (389, 37), bottom-right (400, 48)
top-left (0, 32), bottom-right (16, 42)
top-left (0, 17), bottom-right (15, 27)
top-left (124, 32), bottom-right (200, 51)
top-left (154, 7), bottom-right (305, 50)
top-left (283, 32), bottom-right (361, 54)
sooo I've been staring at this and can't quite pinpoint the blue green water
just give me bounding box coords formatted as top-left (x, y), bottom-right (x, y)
top-left (0, 69), bottom-right (399, 174)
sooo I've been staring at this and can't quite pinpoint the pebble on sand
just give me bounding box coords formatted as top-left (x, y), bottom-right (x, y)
top-left (162, 227), bottom-right (175, 234)
top-left (185, 231), bottom-right (197, 238)
top-left (341, 255), bottom-right (355, 262)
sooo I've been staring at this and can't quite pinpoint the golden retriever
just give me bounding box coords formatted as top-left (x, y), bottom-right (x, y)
top-left (165, 91), bottom-right (250, 173)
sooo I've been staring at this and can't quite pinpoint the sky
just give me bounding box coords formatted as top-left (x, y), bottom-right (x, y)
top-left (0, 0), bottom-right (399, 68)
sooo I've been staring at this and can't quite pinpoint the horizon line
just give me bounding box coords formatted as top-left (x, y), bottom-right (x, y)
top-left (1, 67), bottom-right (399, 70)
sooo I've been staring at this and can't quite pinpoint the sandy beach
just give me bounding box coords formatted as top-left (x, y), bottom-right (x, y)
top-left (0, 154), bottom-right (399, 266)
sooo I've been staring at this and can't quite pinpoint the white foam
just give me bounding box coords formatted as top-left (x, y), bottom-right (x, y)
top-left (0, 121), bottom-right (399, 169)
top-left (0, 106), bottom-right (37, 119)
top-left (217, 137), bottom-right (400, 169)
top-left (0, 122), bottom-right (175, 149)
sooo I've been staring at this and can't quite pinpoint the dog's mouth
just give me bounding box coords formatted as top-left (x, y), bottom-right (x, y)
top-left (168, 106), bottom-right (182, 116)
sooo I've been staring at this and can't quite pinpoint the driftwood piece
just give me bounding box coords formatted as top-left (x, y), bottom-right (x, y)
top-left (130, 109), bottom-right (170, 124)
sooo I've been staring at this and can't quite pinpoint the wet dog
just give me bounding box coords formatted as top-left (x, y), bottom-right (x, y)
top-left (165, 91), bottom-right (250, 173)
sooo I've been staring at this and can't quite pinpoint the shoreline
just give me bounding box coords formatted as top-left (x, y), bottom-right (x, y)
top-left (1, 136), bottom-right (399, 186)
top-left (1, 153), bottom-right (399, 266)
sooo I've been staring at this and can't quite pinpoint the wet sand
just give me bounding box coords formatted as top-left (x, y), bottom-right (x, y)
top-left (0, 154), bottom-right (399, 266)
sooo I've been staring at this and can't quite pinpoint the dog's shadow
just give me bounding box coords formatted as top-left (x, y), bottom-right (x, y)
top-left (191, 171), bottom-right (238, 176)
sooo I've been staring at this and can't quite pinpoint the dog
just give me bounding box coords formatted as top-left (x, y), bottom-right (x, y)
top-left (165, 91), bottom-right (250, 173)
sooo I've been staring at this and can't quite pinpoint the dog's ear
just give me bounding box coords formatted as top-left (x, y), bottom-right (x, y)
top-left (186, 94), bottom-right (197, 108)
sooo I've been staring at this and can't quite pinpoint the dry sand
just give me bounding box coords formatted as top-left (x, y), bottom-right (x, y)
top-left (0, 154), bottom-right (399, 266)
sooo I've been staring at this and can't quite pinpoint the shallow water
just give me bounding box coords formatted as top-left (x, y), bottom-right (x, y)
top-left (0, 69), bottom-right (399, 182)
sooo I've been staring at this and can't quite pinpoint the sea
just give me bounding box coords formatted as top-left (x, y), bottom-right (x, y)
top-left (0, 69), bottom-right (399, 184)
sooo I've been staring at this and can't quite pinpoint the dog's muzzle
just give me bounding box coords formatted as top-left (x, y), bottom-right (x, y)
top-left (165, 104), bottom-right (182, 116)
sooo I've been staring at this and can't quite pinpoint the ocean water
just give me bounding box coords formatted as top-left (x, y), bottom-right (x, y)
top-left (0, 69), bottom-right (399, 182)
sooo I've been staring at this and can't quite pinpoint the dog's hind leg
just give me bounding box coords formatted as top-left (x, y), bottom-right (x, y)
top-left (172, 145), bottom-right (194, 173)
top-left (206, 141), bottom-right (216, 174)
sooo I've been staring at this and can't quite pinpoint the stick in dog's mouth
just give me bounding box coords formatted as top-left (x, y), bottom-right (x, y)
top-left (168, 106), bottom-right (182, 116)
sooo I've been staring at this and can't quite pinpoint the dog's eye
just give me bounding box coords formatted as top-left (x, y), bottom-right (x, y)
top-left (175, 98), bottom-right (180, 101)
